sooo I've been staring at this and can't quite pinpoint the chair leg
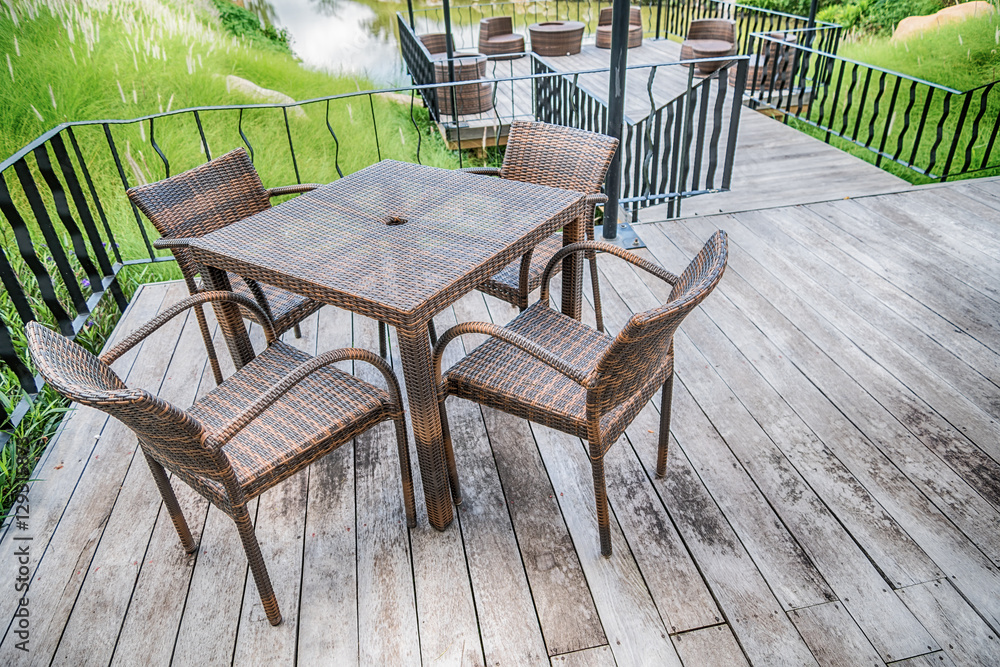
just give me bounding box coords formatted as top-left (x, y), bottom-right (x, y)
top-left (392, 413), bottom-right (418, 528)
top-left (439, 398), bottom-right (462, 505)
top-left (656, 374), bottom-right (674, 478)
top-left (378, 322), bottom-right (388, 358)
top-left (587, 250), bottom-right (604, 333)
top-left (591, 454), bottom-right (612, 557)
top-left (428, 319), bottom-right (438, 346)
top-left (143, 453), bottom-right (197, 553)
top-left (293, 323), bottom-right (303, 339)
top-left (194, 303), bottom-right (224, 386)
top-left (231, 502), bottom-right (281, 626)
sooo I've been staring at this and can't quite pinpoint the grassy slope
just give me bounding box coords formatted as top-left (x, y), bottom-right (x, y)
top-left (838, 11), bottom-right (1000, 90)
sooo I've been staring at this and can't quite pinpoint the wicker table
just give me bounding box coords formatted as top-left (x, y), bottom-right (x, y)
top-left (529, 21), bottom-right (585, 56)
top-left (189, 160), bottom-right (587, 530)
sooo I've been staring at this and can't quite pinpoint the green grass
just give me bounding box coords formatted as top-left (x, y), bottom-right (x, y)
top-left (839, 11), bottom-right (1000, 90)
top-left (0, 0), bottom-right (470, 518)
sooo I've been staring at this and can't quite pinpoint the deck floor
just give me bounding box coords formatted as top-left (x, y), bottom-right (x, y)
top-left (2, 176), bottom-right (1000, 665)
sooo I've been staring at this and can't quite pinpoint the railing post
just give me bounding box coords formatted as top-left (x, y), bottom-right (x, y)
top-left (603, 0), bottom-right (632, 240)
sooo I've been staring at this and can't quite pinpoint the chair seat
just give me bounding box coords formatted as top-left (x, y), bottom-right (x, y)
top-left (477, 234), bottom-right (565, 305)
top-left (188, 341), bottom-right (392, 506)
top-left (228, 275), bottom-right (323, 335)
top-left (595, 24), bottom-right (642, 49)
top-left (445, 303), bottom-right (624, 440)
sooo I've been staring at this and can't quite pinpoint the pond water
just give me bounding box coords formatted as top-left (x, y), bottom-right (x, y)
top-left (247, 0), bottom-right (434, 88)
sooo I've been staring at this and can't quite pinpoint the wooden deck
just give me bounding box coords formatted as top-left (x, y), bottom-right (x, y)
top-left (2, 175), bottom-right (1000, 665)
top-left (442, 38), bottom-right (907, 217)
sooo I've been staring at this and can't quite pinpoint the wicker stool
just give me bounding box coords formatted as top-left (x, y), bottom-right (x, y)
top-left (692, 40), bottom-right (735, 75)
top-left (595, 7), bottom-right (643, 49)
top-left (529, 21), bottom-right (585, 56)
top-left (434, 53), bottom-right (493, 116)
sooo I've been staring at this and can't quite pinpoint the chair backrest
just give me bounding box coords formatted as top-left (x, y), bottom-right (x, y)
top-left (499, 121), bottom-right (619, 194)
top-left (480, 16), bottom-right (514, 41)
top-left (419, 32), bottom-right (453, 55)
top-left (24, 322), bottom-right (227, 483)
top-left (587, 231), bottom-right (728, 419)
top-left (687, 18), bottom-right (736, 44)
top-left (127, 147), bottom-right (270, 283)
top-left (599, 7), bottom-right (641, 27)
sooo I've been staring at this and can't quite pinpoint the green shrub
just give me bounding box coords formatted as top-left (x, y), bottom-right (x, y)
top-left (859, 0), bottom-right (943, 35)
top-left (817, 3), bottom-right (865, 29)
top-left (211, 0), bottom-right (292, 53)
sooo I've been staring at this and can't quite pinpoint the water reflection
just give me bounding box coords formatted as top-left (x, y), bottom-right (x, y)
top-left (247, 0), bottom-right (414, 86)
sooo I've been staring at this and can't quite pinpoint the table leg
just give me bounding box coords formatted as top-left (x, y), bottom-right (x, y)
top-left (202, 266), bottom-right (256, 370)
top-left (561, 212), bottom-right (584, 320)
top-left (396, 323), bottom-right (455, 531)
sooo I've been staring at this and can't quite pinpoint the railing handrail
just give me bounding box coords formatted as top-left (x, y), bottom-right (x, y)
top-left (751, 30), bottom-right (965, 95)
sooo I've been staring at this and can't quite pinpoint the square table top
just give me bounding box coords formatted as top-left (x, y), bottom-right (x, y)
top-left (189, 160), bottom-right (585, 328)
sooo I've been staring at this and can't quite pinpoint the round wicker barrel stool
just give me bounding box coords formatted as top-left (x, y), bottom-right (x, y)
top-left (434, 53), bottom-right (493, 116)
top-left (692, 40), bottom-right (736, 75)
top-left (529, 21), bottom-right (585, 56)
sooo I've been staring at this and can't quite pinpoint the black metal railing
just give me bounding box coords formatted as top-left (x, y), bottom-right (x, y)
top-left (533, 56), bottom-right (748, 218)
top-left (742, 30), bottom-right (1000, 181)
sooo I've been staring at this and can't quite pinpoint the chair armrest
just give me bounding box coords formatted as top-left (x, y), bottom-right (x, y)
top-left (539, 241), bottom-right (678, 308)
top-left (100, 291), bottom-right (276, 365)
top-left (210, 347), bottom-right (404, 447)
top-left (152, 237), bottom-right (198, 250)
top-left (267, 184), bottom-right (321, 198)
top-left (432, 321), bottom-right (592, 389)
top-left (460, 167), bottom-right (501, 176)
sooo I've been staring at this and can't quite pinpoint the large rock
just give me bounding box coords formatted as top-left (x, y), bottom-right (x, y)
top-left (892, 1), bottom-right (995, 42)
top-left (224, 75), bottom-right (307, 119)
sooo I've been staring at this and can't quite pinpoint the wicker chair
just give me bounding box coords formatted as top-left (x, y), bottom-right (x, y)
top-left (478, 17), bottom-right (525, 59)
top-left (463, 121), bottom-right (618, 331)
top-left (127, 148), bottom-right (329, 386)
top-left (433, 232), bottom-right (728, 556)
top-left (25, 291), bottom-right (416, 627)
top-left (595, 6), bottom-right (643, 49)
top-left (679, 18), bottom-right (737, 62)
top-left (419, 32), bottom-right (453, 60)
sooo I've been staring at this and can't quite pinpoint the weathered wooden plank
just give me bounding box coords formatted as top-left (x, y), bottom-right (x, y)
top-left (0, 282), bottom-right (190, 664)
top-left (0, 282), bottom-right (168, 639)
top-left (528, 423), bottom-right (683, 667)
top-left (296, 305), bottom-right (361, 665)
top-left (679, 214), bottom-right (1000, 555)
top-left (672, 624), bottom-right (750, 667)
top-left (433, 299), bottom-right (550, 663)
top-left (109, 305), bottom-right (235, 667)
top-left (897, 579), bottom-right (1000, 667)
top-left (627, 395), bottom-right (817, 666)
top-left (666, 219), bottom-right (1000, 632)
top-left (887, 651), bottom-right (957, 666)
top-left (790, 602), bottom-right (887, 667)
top-left (595, 252), bottom-right (837, 613)
top-left (550, 645), bottom-right (617, 667)
top-left (733, 205), bottom-right (1000, 460)
top-left (52, 300), bottom-right (215, 665)
top-left (356, 316), bottom-right (424, 666)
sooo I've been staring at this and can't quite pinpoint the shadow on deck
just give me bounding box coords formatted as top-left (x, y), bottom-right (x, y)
top-left (2, 176), bottom-right (999, 665)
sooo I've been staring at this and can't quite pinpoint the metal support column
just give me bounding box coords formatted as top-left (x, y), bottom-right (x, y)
top-left (601, 0), bottom-right (633, 240)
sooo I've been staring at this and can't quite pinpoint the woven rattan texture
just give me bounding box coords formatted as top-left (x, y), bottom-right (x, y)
top-left (437, 233), bottom-right (729, 555)
top-left (190, 160), bottom-right (586, 328)
top-left (479, 17), bottom-right (525, 58)
top-left (434, 54), bottom-right (493, 116)
top-left (529, 21), bottom-right (585, 56)
top-left (24, 292), bottom-right (415, 626)
top-left (477, 121), bottom-right (618, 314)
top-left (126, 147), bottom-right (323, 338)
top-left (680, 18), bottom-right (737, 62)
top-left (595, 7), bottom-right (643, 49)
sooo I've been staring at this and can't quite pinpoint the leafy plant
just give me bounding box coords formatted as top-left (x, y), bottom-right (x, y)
top-left (211, 0), bottom-right (292, 53)
top-left (858, 0), bottom-right (944, 35)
